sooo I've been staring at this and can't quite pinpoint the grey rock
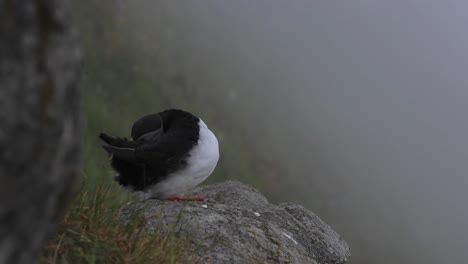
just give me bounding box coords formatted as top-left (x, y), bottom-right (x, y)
top-left (121, 181), bottom-right (351, 264)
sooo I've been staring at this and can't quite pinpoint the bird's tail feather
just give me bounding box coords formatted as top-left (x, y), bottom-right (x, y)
top-left (99, 132), bottom-right (136, 148)
top-left (102, 145), bottom-right (136, 162)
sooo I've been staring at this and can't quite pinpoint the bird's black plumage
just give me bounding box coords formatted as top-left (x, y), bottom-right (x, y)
top-left (99, 109), bottom-right (200, 191)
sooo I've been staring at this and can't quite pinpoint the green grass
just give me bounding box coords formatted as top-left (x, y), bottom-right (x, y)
top-left (42, 170), bottom-right (195, 264)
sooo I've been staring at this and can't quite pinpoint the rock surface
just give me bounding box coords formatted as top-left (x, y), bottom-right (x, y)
top-left (121, 181), bottom-right (351, 264)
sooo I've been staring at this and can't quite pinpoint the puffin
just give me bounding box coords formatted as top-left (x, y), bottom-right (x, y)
top-left (99, 109), bottom-right (219, 201)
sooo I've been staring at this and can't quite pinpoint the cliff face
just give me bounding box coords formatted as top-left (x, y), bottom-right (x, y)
top-left (0, 1), bottom-right (81, 262)
top-left (121, 181), bottom-right (351, 264)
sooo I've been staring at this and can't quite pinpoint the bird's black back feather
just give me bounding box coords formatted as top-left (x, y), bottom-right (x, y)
top-left (101, 109), bottom-right (200, 191)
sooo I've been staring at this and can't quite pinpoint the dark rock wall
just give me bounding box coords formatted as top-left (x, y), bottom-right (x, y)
top-left (0, 0), bottom-right (81, 262)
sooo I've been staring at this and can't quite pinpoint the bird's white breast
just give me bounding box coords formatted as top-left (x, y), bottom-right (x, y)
top-left (148, 119), bottom-right (219, 199)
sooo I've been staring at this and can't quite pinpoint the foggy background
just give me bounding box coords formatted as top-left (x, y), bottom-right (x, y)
top-left (88, 1), bottom-right (468, 263)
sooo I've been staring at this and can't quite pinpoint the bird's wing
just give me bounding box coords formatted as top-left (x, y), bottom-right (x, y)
top-left (134, 132), bottom-right (195, 170)
top-left (99, 123), bottom-right (167, 163)
top-left (99, 132), bottom-right (144, 162)
top-left (102, 145), bottom-right (136, 162)
top-left (100, 131), bottom-right (187, 167)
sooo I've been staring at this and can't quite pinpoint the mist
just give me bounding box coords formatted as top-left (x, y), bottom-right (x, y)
top-left (118, 1), bottom-right (468, 263)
